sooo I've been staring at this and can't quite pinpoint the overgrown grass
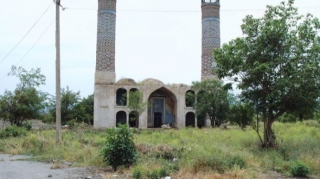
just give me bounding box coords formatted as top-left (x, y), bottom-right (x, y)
top-left (0, 121), bottom-right (319, 178)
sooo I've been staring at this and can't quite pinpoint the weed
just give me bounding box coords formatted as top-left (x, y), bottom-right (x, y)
top-left (132, 167), bottom-right (143, 179)
top-left (227, 155), bottom-right (246, 169)
top-left (0, 121), bottom-right (319, 178)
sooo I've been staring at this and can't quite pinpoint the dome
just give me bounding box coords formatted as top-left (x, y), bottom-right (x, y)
top-left (116, 78), bottom-right (136, 85)
top-left (140, 78), bottom-right (164, 86)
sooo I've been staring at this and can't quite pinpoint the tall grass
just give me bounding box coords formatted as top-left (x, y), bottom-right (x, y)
top-left (0, 121), bottom-right (319, 178)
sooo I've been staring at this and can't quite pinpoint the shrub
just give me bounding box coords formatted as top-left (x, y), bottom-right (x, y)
top-left (149, 169), bottom-right (159, 179)
top-left (227, 155), bottom-right (246, 169)
top-left (22, 121), bottom-right (32, 131)
top-left (148, 168), bottom-right (167, 179)
top-left (101, 124), bottom-right (138, 171)
top-left (290, 161), bottom-right (311, 177)
top-left (158, 167), bottom-right (168, 177)
top-left (0, 125), bottom-right (28, 139)
top-left (132, 167), bottom-right (143, 179)
top-left (66, 119), bottom-right (78, 128)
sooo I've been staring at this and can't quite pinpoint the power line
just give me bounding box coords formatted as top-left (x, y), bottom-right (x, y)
top-left (64, 6), bottom-right (320, 12)
top-left (0, 2), bottom-right (53, 64)
top-left (16, 19), bottom-right (55, 66)
top-left (0, 19), bottom-right (55, 81)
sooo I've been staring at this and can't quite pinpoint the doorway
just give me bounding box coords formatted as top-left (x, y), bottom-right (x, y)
top-left (154, 112), bottom-right (162, 128)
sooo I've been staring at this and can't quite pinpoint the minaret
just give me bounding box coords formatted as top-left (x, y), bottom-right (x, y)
top-left (95, 0), bottom-right (117, 84)
top-left (94, 0), bottom-right (117, 129)
top-left (201, 0), bottom-right (220, 81)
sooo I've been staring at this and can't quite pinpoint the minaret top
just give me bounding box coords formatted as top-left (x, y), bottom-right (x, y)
top-left (201, 0), bottom-right (220, 6)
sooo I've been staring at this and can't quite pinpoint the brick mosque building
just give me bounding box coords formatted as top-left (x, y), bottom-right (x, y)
top-left (93, 0), bottom-right (220, 129)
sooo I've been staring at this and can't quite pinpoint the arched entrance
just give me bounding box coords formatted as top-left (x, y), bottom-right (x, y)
top-left (116, 111), bottom-right (127, 127)
top-left (186, 112), bottom-right (195, 127)
top-left (147, 87), bottom-right (177, 128)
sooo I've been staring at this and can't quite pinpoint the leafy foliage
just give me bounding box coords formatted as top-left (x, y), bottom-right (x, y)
top-left (189, 79), bottom-right (229, 127)
top-left (214, 0), bottom-right (320, 147)
top-left (228, 102), bottom-right (254, 129)
top-left (290, 161), bottom-right (311, 177)
top-left (0, 66), bottom-right (47, 126)
top-left (127, 91), bottom-right (148, 127)
top-left (73, 94), bottom-right (94, 124)
top-left (50, 87), bottom-right (81, 124)
top-left (0, 125), bottom-right (28, 139)
top-left (101, 124), bottom-right (138, 170)
top-left (21, 121), bottom-right (32, 131)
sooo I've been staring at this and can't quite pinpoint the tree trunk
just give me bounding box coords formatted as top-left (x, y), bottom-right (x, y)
top-left (263, 119), bottom-right (276, 148)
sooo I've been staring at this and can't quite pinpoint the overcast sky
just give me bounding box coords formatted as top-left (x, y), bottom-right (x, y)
top-left (1, 0), bottom-right (319, 98)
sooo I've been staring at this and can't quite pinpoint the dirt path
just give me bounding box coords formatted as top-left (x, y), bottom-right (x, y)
top-left (0, 154), bottom-right (103, 179)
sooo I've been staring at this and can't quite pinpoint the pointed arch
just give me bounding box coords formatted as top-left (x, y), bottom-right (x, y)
top-left (147, 87), bottom-right (177, 128)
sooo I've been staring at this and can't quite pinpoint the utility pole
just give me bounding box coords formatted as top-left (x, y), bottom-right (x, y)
top-left (55, 0), bottom-right (61, 143)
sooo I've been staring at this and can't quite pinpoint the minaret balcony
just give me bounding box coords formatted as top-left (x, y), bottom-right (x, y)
top-left (201, 0), bottom-right (220, 5)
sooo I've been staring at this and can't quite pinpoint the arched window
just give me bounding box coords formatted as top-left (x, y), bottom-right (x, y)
top-left (116, 111), bottom-right (127, 127)
top-left (116, 88), bottom-right (127, 106)
top-left (185, 90), bottom-right (195, 107)
top-left (186, 112), bottom-right (195, 127)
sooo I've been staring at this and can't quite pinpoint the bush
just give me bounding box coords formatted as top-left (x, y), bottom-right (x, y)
top-left (227, 155), bottom-right (246, 169)
top-left (148, 168), bottom-right (168, 179)
top-left (132, 167), bottom-right (143, 179)
top-left (101, 124), bottom-right (138, 171)
top-left (290, 161), bottom-right (311, 177)
top-left (0, 125), bottom-right (28, 139)
top-left (22, 121), bottom-right (32, 131)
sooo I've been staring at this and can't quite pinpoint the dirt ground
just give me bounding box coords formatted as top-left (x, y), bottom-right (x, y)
top-left (1, 154), bottom-right (318, 179)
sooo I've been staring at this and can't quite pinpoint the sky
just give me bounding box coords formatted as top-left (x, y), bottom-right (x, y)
top-left (1, 0), bottom-right (320, 98)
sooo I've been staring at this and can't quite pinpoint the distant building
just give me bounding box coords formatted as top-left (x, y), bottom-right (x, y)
top-left (94, 0), bottom-right (220, 129)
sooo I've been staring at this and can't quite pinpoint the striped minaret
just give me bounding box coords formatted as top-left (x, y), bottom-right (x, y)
top-left (201, 0), bottom-right (220, 81)
top-left (95, 0), bottom-right (117, 84)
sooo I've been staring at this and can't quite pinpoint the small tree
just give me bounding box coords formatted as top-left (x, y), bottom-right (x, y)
top-left (214, 0), bottom-right (320, 147)
top-left (101, 124), bottom-right (138, 171)
top-left (0, 66), bottom-right (47, 126)
top-left (189, 79), bottom-right (229, 127)
top-left (127, 91), bottom-right (148, 128)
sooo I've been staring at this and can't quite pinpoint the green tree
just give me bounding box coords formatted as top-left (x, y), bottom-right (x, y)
top-left (0, 66), bottom-right (47, 126)
top-left (127, 91), bottom-right (148, 128)
top-left (189, 79), bottom-right (229, 127)
top-left (51, 86), bottom-right (81, 124)
top-left (229, 102), bottom-right (254, 129)
top-left (214, 0), bottom-right (320, 147)
top-left (73, 94), bottom-right (94, 124)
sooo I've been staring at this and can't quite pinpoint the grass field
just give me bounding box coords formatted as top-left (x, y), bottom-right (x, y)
top-left (0, 121), bottom-right (319, 179)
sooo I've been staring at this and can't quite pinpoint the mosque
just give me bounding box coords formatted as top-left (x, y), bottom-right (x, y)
top-left (93, 0), bottom-right (220, 129)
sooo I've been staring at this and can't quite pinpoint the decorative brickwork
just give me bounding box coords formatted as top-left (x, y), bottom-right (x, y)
top-left (201, 3), bottom-right (220, 78)
top-left (202, 6), bottom-right (220, 19)
top-left (96, 0), bottom-right (117, 72)
top-left (98, 0), bottom-right (116, 11)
